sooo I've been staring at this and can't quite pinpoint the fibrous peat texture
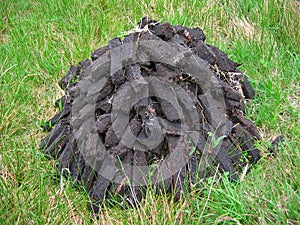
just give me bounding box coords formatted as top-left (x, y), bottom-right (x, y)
top-left (41, 17), bottom-right (261, 210)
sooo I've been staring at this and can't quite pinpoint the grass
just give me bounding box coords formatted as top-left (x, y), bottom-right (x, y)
top-left (0, 0), bottom-right (299, 224)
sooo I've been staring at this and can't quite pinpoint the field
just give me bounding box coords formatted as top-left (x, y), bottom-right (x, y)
top-left (0, 0), bottom-right (299, 224)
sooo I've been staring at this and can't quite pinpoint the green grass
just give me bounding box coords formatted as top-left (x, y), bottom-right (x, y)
top-left (0, 0), bottom-right (299, 224)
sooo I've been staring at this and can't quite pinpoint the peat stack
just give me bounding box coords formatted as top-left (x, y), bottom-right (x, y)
top-left (40, 17), bottom-right (261, 209)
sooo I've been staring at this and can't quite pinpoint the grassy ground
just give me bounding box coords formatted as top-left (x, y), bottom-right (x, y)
top-left (0, 0), bottom-right (299, 224)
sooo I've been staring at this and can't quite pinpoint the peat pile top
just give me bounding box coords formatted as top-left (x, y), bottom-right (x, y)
top-left (41, 17), bottom-right (261, 211)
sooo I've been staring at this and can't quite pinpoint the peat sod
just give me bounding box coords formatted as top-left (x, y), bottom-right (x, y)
top-left (41, 17), bottom-right (262, 210)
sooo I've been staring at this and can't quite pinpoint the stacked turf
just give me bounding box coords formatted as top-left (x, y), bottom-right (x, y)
top-left (41, 17), bottom-right (261, 210)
